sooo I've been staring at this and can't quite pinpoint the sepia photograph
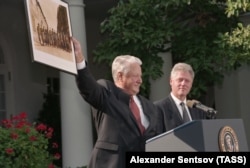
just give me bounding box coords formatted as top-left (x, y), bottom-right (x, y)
top-left (25, 0), bottom-right (77, 74)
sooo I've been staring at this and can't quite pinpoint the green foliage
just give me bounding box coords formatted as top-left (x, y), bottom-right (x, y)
top-left (215, 23), bottom-right (250, 68)
top-left (170, 0), bottom-right (240, 98)
top-left (93, 0), bottom-right (180, 97)
top-left (93, 0), bottom-right (250, 99)
top-left (0, 112), bottom-right (60, 168)
top-left (37, 90), bottom-right (62, 167)
top-left (225, 0), bottom-right (250, 17)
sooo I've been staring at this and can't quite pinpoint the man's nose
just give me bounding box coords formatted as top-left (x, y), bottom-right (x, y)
top-left (138, 77), bottom-right (142, 84)
top-left (181, 80), bottom-right (186, 85)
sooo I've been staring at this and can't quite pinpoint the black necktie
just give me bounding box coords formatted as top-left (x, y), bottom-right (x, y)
top-left (180, 102), bottom-right (190, 123)
top-left (130, 97), bottom-right (145, 134)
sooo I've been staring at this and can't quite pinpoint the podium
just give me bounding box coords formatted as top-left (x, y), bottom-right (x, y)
top-left (146, 119), bottom-right (248, 152)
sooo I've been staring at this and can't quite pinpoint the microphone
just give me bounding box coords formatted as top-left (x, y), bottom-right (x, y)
top-left (186, 99), bottom-right (217, 118)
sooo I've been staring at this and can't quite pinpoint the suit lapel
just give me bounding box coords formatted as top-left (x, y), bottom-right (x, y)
top-left (168, 95), bottom-right (184, 124)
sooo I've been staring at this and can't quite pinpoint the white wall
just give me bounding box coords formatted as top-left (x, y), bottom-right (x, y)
top-left (215, 65), bottom-right (250, 150)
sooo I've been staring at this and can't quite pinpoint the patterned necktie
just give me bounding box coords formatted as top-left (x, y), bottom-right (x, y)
top-left (130, 97), bottom-right (145, 134)
top-left (180, 102), bottom-right (190, 123)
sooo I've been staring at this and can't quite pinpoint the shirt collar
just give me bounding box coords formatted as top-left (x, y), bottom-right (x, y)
top-left (170, 92), bottom-right (187, 105)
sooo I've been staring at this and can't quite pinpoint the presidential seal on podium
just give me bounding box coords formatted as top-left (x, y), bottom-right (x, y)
top-left (219, 126), bottom-right (239, 152)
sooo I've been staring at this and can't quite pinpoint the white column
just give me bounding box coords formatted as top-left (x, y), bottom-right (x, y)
top-left (60, 0), bottom-right (93, 167)
top-left (150, 46), bottom-right (172, 101)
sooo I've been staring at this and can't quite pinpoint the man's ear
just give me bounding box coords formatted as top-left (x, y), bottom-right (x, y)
top-left (169, 78), bottom-right (173, 85)
top-left (117, 72), bottom-right (123, 81)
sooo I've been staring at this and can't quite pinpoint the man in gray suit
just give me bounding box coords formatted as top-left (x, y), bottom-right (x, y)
top-left (154, 62), bottom-right (207, 132)
top-left (72, 38), bottom-right (162, 168)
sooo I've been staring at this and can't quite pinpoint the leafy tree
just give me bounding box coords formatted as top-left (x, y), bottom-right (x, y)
top-left (93, 0), bottom-right (250, 99)
top-left (216, 0), bottom-right (250, 68)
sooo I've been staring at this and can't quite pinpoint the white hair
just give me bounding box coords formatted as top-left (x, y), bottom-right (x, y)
top-left (112, 55), bottom-right (142, 82)
top-left (171, 62), bottom-right (195, 79)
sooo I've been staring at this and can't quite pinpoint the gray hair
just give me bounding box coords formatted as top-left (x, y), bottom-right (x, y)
top-left (171, 62), bottom-right (195, 79)
top-left (112, 55), bottom-right (142, 82)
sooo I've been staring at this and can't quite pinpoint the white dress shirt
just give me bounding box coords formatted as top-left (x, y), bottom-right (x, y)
top-left (170, 92), bottom-right (192, 120)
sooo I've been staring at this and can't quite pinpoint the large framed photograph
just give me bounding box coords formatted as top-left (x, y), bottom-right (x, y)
top-left (24, 0), bottom-right (77, 74)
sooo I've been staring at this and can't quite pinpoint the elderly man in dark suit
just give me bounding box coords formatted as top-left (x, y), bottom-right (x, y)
top-left (72, 38), bottom-right (162, 168)
top-left (154, 62), bottom-right (207, 132)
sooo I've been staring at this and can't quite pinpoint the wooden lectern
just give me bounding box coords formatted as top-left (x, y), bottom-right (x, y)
top-left (146, 119), bottom-right (248, 152)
